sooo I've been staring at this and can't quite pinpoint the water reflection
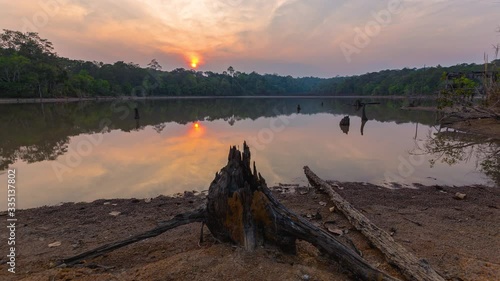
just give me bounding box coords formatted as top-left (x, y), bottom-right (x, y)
top-left (0, 98), bottom-right (436, 171)
top-left (1, 98), bottom-right (495, 209)
top-left (415, 128), bottom-right (500, 186)
top-left (338, 101), bottom-right (377, 136)
top-left (361, 119), bottom-right (368, 136)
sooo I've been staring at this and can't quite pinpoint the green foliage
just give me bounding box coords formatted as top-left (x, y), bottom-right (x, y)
top-left (0, 29), bottom-right (492, 99)
top-left (314, 64), bottom-right (484, 96)
top-left (437, 76), bottom-right (477, 109)
top-left (0, 29), bottom-right (65, 98)
top-left (0, 29), bottom-right (55, 58)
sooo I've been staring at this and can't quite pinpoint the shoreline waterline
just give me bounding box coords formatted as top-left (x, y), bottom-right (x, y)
top-left (0, 95), bottom-right (435, 104)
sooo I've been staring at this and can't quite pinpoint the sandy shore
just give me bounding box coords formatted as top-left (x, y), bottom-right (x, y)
top-left (0, 183), bottom-right (498, 281)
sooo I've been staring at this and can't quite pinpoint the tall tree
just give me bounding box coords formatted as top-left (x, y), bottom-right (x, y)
top-left (147, 59), bottom-right (162, 71)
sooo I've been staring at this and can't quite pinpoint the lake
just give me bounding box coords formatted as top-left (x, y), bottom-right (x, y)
top-left (0, 98), bottom-right (498, 209)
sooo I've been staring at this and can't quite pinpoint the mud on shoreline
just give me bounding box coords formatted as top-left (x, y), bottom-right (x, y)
top-left (0, 183), bottom-right (498, 281)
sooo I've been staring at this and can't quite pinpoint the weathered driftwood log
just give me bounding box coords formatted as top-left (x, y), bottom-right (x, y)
top-left (206, 143), bottom-right (399, 281)
top-left (58, 208), bottom-right (207, 267)
top-left (59, 143), bottom-right (400, 280)
top-left (303, 166), bottom-right (445, 281)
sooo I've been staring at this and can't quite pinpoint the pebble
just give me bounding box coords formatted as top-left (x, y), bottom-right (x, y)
top-left (454, 192), bottom-right (466, 200)
top-left (48, 241), bottom-right (61, 248)
top-left (109, 211), bottom-right (121, 216)
top-left (323, 222), bottom-right (344, 235)
top-left (327, 227), bottom-right (343, 236)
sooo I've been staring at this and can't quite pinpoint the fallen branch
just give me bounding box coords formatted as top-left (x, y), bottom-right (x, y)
top-left (440, 105), bottom-right (500, 124)
top-left (58, 208), bottom-right (207, 267)
top-left (403, 217), bottom-right (423, 227)
top-left (304, 166), bottom-right (445, 281)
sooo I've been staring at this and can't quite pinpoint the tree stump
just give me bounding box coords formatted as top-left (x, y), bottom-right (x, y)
top-left (206, 144), bottom-right (296, 253)
top-left (206, 142), bottom-right (399, 281)
top-left (59, 142), bottom-right (399, 281)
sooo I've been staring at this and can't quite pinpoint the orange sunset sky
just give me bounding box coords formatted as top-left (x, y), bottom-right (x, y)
top-left (0, 0), bottom-right (498, 77)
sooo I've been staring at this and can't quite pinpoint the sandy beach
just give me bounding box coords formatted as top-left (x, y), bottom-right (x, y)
top-left (1, 182), bottom-right (498, 281)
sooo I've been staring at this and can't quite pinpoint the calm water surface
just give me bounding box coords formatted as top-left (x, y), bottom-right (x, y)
top-left (1, 98), bottom-right (498, 209)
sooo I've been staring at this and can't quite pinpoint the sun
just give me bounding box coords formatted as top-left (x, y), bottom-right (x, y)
top-left (190, 57), bottom-right (199, 69)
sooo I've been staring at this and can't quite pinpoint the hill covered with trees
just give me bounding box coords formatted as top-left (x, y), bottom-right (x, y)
top-left (0, 30), bottom-right (495, 98)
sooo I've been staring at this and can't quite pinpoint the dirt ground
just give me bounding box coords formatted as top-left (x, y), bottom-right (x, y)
top-left (447, 118), bottom-right (500, 141)
top-left (0, 183), bottom-right (498, 281)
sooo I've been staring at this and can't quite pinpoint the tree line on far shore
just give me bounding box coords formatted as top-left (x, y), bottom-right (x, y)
top-left (0, 29), bottom-right (497, 99)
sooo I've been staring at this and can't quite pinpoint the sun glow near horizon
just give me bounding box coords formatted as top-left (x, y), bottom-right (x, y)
top-left (189, 56), bottom-right (200, 69)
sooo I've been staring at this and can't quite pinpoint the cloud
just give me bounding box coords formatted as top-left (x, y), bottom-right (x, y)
top-left (0, 0), bottom-right (498, 76)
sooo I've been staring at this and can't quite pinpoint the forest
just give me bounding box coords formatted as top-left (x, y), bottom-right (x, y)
top-left (0, 29), bottom-right (496, 98)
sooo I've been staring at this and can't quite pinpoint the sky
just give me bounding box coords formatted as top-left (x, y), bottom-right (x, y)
top-left (0, 0), bottom-right (499, 77)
